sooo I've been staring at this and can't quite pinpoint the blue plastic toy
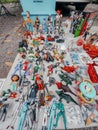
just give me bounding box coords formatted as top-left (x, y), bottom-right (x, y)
top-left (48, 99), bottom-right (57, 130)
top-left (12, 61), bottom-right (23, 77)
top-left (17, 102), bottom-right (28, 130)
top-left (53, 100), bottom-right (67, 130)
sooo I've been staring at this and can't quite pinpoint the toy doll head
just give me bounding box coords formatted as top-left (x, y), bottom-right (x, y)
top-left (26, 11), bottom-right (30, 18)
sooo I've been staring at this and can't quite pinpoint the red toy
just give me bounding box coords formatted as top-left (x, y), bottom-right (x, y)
top-left (47, 36), bottom-right (55, 41)
top-left (38, 35), bottom-right (45, 41)
top-left (83, 44), bottom-right (98, 59)
top-left (24, 30), bottom-right (33, 40)
top-left (77, 38), bottom-right (84, 46)
top-left (23, 61), bottom-right (29, 71)
top-left (47, 65), bottom-right (53, 76)
top-left (88, 63), bottom-right (98, 83)
top-left (55, 82), bottom-right (62, 89)
top-left (35, 74), bottom-right (44, 90)
top-left (9, 92), bottom-right (17, 98)
top-left (61, 65), bottom-right (78, 73)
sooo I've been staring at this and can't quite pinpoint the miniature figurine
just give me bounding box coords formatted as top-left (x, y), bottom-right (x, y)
top-left (42, 18), bottom-right (48, 34)
top-left (12, 61), bottom-right (23, 77)
top-left (47, 15), bottom-right (53, 34)
top-left (48, 98), bottom-right (57, 130)
top-left (47, 65), bottom-right (53, 76)
top-left (56, 90), bottom-right (79, 105)
top-left (53, 99), bottom-right (67, 130)
top-left (24, 30), bottom-right (33, 40)
top-left (0, 104), bottom-right (8, 121)
top-left (35, 16), bottom-right (40, 34)
top-left (83, 28), bottom-right (89, 40)
top-left (54, 10), bottom-right (62, 34)
top-left (23, 11), bottom-right (34, 32)
top-left (17, 102), bottom-right (28, 130)
top-left (35, 74), bottom-right (44, 91)
top-left (19, 39), bottom-right (28, 50)
top-left (17, 47), bottom-right (26, 59)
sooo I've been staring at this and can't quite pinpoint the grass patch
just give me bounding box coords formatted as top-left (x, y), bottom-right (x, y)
top-left (1, 0), bottom-right (19, 3)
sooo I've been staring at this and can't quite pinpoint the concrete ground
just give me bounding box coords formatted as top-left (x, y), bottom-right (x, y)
top-left (0, 3), bottom-right (24, 78)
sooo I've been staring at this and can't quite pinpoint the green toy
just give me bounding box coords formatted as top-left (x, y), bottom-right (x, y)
top-left (74, 18), bottom-right (84, 37)
top-left (56, 90), bottom-right (78, 105)
top-left (31, 65), bottom-right (39, 80)
top-left (59, 74), bottom-right (72, 86)
top-left (17, 47), bottom-right (26, 53)
top-left (54, 100), bottom-right (67, 130)
top-left (34, 65), bottom-right (39, 73)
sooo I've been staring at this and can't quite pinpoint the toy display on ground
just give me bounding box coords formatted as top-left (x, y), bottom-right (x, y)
top-left (0, 10), bottom-right (98, 130)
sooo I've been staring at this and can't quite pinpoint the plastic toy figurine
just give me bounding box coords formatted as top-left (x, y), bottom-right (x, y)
top-left (24, 30), bottom-right (33, 40)
top-left (23, 106), bottom-right (34, 129)
top-left (88, 63), bottom-right (98, 83)
top-left (28, 53), bottom-right (35, 62)
top-left (83, 28), bottom-right (89, 40)
top-left (17, 47), bottom-right (26, 59)
top-left (12, 61), bottom-right (23, 77)
top-left (35, 16), bottom-right (40, 34)
top-left (56, 90), bottom-right (78, 105)
top-left (32, 38), bottom-right (40, 46)
top-left (47, 15), bottom-right (53, 34)
top-left (36, 55), bottom-right (43, 65)
top-left (35, 74), bottom-right (44, 90)
top-left (19, 39), bottom-right (28, 50)
top-left (55, 81), bottom-right (76, 96)
top-left (48, 98), bottom-right (57, 130)
top-left (56, 38), bottom-right (64, 43)
top-left (47, 35), bottom-right (55, 41)
top-left (59, 73), bottom-right (72, 86)
top-left (45, 52), bottom-right (54, 62)
top-left (76, 38), bottom-right (84, 46)
top-left (23, 11), bottom-right (34, 32)
top-left (54, 10), bottom-right (62, 33)
top-left (0, 104), bottom-right (8, 121)
top-left (39, 24), bottom-right (43, 35)
top-left (53, 99), bottom-right (67, 130)
top-left (41, 105), bottom-right (48, 130)
top-left (38, 35), bottom-right (45, 41)
top-left (28, 84), bottom-right (38, 105)
top-left (17, 102), bottom-right (28, 130)
top-left (23, 61), bottom-right (29, 71)
top-left (61, 65), bottom-right (77, 73)
top-left (42, 18), bottom-right (48, 34)
top-left (47, 65), bottom-right (53, 76)
top-left (83, 43), bottom-right (98, 59)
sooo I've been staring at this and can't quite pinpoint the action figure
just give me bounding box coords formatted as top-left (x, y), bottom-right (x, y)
top-left (35, 16), bottom-right (40, 34)
top-left (48, 98), bottom-right (57, 130)
top-left (17, 102), bottom-right (28, 130)
top-left (23, 11), bottom-right (34, 32)
top-left (42, 18), bottom-right (48, 34)
top-left (53, 99), bottom-right (67, 130)
top-left (47, 15), bottom-right (53, 34)
top-left (83, 28), bottom-right (89, 40)
top-left (0, 104), bottom-right (8, 121)
top-left (12, 61), bottom-right (23, 77)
